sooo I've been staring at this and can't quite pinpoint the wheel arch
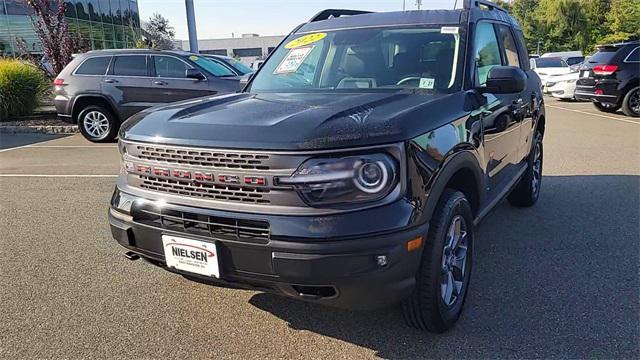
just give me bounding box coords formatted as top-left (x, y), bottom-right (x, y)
top-left (72, 95), bottom-right (119, 124)
top-left (423, 151), bottom-right (485, 221)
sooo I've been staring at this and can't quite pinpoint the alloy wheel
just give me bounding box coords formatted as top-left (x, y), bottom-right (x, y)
top-left (531, 141), bottom-right (542, 195)
top-left (83, 111), bottom-right (110, 139)
top-left (440, 215), bottom-right (468, 307)
top-left (629, 89), bottom-right (640, 115)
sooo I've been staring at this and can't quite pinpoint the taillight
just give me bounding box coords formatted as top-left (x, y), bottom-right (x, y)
top-left (53, 78), bottom-right (65, 86)
top-left (592, 64), bottom-right (618, 76)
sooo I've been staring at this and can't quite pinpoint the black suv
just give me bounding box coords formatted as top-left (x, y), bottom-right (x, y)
top-left (575, 40), bottom-right (640, 117)
top-left (110, 1), bottom-right (545, 332)
top-left (53, 49), bottom-right (242, 142)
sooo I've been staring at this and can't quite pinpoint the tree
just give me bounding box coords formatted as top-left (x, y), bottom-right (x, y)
top-left (600, 0), bottom-right (640, 44)
top-left (143, 13), bottom-right (176, 50)
top-left (25, 0), bottom-right (75, 76)
top-left (510, 0), bottom-right (542, 53)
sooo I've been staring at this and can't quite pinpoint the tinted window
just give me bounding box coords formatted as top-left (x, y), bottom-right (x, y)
top-left (223, 57), bottom-right (253, 75)
top-left (112, 55), bottom-right (147, 76)
top-left (588, 49), bottom-right (617, 64)
top-left (474, 22), bottom-right (502, 85)
top-left (565, 57), bottom-right (584, 65)
top-left (534, 58), bottom-right (567, 68)
top-left (189, 56), bottom-right (236, 77)
top-left (154, 56), bottom-right (189, 78)
top-left (497, 25), bottom-right (520, 67)
top-left (625, 47), bottom-right (639, 62)
top-left (75, 56), bottom-right (111, 75)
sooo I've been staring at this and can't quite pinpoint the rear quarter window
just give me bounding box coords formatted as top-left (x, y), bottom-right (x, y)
top-left (75, 57), bottom-right (111, 75)
top-left (625, 47), bottom-right (640, 62)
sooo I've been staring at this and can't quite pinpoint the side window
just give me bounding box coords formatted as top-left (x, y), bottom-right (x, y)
top-left (497, 25), bottom-right (521, 68)
top-left (154, 56), bottom-right (189, 78)
top-left (474, 22), bottom-right (502, 85)
top-left (75, 57), bottom-right (111, 75)
top-left (112, 56), bottom-right (147, 77)
top-left (625, 47), bottom-right (640, 63)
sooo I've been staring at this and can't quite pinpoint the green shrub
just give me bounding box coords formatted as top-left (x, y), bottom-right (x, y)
top-left (0, 59), bottom-right (49, 120)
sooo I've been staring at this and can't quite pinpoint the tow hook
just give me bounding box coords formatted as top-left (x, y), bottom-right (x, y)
top-left (124, 251), bottom-right (140, 261)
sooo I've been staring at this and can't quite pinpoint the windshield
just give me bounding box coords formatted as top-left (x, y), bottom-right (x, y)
top-left (224, 57), bottom-right (253, 75)
top-left (250, 27), bottom-right (462, 93)
top-left (190, 56), bottom-right (236, 77)
top-left (535, 58), bottom-right (568, 68)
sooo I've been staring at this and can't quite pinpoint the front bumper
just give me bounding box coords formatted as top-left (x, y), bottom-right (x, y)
top-left (109, 190), bottom-right (427, 310)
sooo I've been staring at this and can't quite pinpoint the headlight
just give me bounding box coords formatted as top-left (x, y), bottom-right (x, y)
top-left (118, 140), bottom-right (127, 156)
top-left (278, 153), bottom-right (398, 206)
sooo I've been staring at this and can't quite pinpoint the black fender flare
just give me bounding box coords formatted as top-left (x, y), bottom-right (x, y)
top-left (422, 150), bottom-right (486, 222)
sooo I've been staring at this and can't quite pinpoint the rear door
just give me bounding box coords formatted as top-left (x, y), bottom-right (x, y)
top-left (102, 55), bottom-right (155, 120)
top-left (150, 55), bottom-right (218, 102)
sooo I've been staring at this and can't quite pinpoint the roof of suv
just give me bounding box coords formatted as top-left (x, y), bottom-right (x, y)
top-left (297, 1), bottom-right (520, 34)
top-left (81, 49), bottom-right (196, 57)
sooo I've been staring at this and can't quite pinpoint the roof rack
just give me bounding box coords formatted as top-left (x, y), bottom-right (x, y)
top-left (463, 0), bottom-right (508, 13)
top-left (309, 9), bottom-right (372, 23)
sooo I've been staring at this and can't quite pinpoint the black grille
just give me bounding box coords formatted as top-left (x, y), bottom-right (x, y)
top-left (138, 175), bottom-right (271, 204)
top-left (135, 145), bottom-right (270, 170)
top-left (133, 206), bottom-right (270, 244)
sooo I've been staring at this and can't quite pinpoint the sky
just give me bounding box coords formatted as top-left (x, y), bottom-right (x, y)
top-left (138, 0), bottom-right (460, 40)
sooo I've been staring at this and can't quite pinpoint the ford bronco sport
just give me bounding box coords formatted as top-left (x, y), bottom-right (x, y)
top-left (109, 0), bottom-right (545, 332)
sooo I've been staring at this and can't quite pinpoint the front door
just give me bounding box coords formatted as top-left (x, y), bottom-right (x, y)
top-left (473, 22), bottom-right (524, 193)
top-left (150, 55), bottom-right (217, 102)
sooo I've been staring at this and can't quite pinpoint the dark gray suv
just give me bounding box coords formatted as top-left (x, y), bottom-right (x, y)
top-left (53, 49), bottom-right (242, 142)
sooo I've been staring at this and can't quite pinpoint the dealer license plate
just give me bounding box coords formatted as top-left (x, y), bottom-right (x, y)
top-left (162, 235), bottom-right (219, 278)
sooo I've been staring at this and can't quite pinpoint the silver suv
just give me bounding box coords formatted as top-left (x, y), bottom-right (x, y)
top-left (53, 49), bottom-right (242, 142)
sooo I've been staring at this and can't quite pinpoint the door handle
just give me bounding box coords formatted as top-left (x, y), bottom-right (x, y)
top-left (153, 81), bottom-right (168, 85)
top-left (104, 79), bottom-right (118, 84)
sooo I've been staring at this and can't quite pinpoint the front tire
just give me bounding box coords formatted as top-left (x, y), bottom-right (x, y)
top-left (621, 87), bottom-right (640, 117)
top-left (78, 105), bottom-right (118, 142)
top-left (593, 101), bottom-right (620, 113)
top-left (402, 189), bottom-right (474, 332)
top-left (508, 130), bottom-right (543, 207)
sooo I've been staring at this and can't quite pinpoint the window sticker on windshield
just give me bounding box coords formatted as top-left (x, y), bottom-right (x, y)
top-left (189, 55), bottom-right (199, 61)
top-left (441, 26), bottom-right (459, 34)
top-left (285, 33), bottom-right (326, 49)
top-left (274, 46), bottom-right (313, 74)
top-left (419, 78), bottom-right (435, 89)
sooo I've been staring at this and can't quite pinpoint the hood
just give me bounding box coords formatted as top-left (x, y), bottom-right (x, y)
top-left (121, 91), bottom-right (468, 150)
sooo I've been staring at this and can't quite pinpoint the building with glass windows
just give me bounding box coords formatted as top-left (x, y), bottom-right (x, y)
top-left (0, 0), bottom-right (141, 56)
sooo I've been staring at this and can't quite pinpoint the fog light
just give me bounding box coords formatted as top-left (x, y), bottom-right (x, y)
top-left (376, 255), bottom-right (388, 267)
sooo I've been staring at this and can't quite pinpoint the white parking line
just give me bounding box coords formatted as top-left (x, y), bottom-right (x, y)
top-left (0, 174), bottom-right (118, 178)
top-left (546, 104), bottom-right (640, 125)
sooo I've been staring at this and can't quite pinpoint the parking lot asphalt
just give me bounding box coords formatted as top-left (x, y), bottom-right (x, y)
top-left (1, 99), bottom-right (638, 359)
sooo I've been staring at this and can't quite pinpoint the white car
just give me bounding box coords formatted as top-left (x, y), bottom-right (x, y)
top-left (530, 57), bottom-right (572, 85)
top-left (543, 72), bottom-right (579, 100)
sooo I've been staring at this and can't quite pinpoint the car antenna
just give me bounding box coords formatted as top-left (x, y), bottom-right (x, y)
top-left (453, 0), bottom-right (458, 9)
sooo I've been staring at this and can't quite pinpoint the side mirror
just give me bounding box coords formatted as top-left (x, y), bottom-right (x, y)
top-left (186, 68), bottom-right (206, 81)
top-left (483, 66), bottom-right (527, 94)
top-left (239, 72), bottom-right (254, 90)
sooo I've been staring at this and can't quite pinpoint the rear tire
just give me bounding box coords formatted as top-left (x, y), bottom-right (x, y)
top-left (621, 87), bottom-right (640, 117)
top-left (508, 130), bottom-right (543, 207)
top-left (593, 101), bottom-right (620, 113)
top-left (402, 189), bottom-right (474, 332)
top-left (77, 105), bottom-right (119, 143)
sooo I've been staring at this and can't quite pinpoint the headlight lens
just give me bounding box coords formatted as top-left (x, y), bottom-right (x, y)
top-left (278, 153), bottom-right (398, 206)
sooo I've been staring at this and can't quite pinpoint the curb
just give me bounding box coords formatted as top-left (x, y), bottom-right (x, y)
top-left (0, 125), bottom-right (79, 134)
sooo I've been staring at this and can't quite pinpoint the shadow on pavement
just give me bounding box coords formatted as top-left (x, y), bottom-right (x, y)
top-left (0, 133), bottom-right (68, 150)
top-left (250, 175), bottom-right (640, 358)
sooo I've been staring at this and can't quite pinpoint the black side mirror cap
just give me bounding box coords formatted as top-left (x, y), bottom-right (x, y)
top-left (186, 68), bottom-right (206, 80)
top-left (482, 66), bottom-right (527, 94)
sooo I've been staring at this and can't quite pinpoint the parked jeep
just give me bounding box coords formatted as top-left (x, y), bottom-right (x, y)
top-left (110, 1), bottom-right (545, 332)
top-left (53, 49), bottom-right (242, 142)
